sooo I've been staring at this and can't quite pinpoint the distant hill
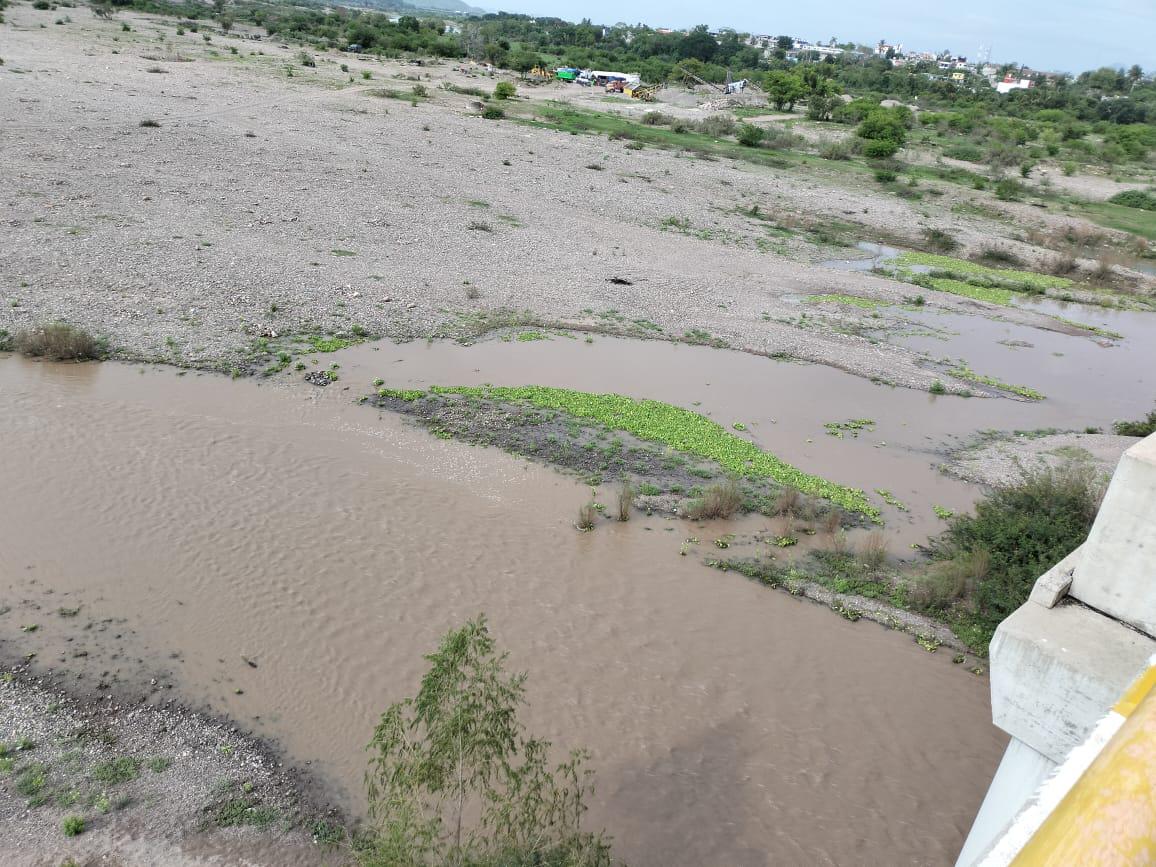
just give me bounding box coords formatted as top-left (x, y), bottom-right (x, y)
top-left (412, 0), bottom-right (486, 13)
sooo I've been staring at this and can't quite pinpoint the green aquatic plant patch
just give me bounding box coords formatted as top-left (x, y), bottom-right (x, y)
top-left (922, 277), bottom-right (1016, 306)
top-left (948, 364), bottom-right (1045, 400)
top-left (805, 294), bottom-right (888, 309)
top-left (387, 385), bottom-right (877, 517)
top-left (894, 253), bottom-right (1072, 291)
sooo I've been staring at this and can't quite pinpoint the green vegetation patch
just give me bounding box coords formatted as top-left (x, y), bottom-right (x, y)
top-left (824, 418), bottom-right (875, 438)
top-left (948, 364), bottom-right (1045, 400)
top-left (90, 757), bottom-right (140, 786)
top-left (894, 252), bottom-right (1072, 291)
top-left (922, 277), bottom-right (1016, 306)
top-left (805, 293), bottom-right (888, 309)
top-left (1079, 201), bottom-right (1156, 242)
top-left (307, 335), bottom-right (361, 352)
top-left (414, 385), bottom-right (876, 517)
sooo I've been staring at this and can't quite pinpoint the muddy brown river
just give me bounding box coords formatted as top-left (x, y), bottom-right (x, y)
top-left (0, 352), bottom-right (1008, 865)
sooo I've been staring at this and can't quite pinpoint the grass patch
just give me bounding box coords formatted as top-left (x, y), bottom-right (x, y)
top-left (411, 385), bottom-right (875, 517)
top-left (895, 252), bottom-right (1072, 291)
top-left (512, 103), bottom-right (798, 170)
top-left (1050, 316), bottom-right (1122, 340)
top-left (1078, 201), bottom-right (1156, 242)
top-left (90, 756), bottom-right (140, 786)
top-left (948, 363), bottom-right (1044, 400)
top-left (14, 323), bottom-right (101, 360)
top-left (805, 293), bottom-right (887, 309)
top-left (307, 334), bottom-right (362, 352)
top-left (922, 277), bottom-right (1016, 306)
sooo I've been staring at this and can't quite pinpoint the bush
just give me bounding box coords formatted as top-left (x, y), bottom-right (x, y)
top-left (1108, 189), bottom-right (1156, 211)
top-left (943, 142), bottom-right (984, 162)
top-left (862, 139), bottom-right (900, 159)
top-left (62, 816), bottom-right (85, 837)
top-left (695, 115), bottom-right (736, 138)
top-left (14, 323), bottom-right (100, 360)
top-left (481, 105), bottom-right (504, 120)
top-left (640, 111), bottom-right (673, 126)
top-left (686, 478), bottom-right (742, 519)
top-left (737, 123), bottom-right (764, 148)
top-left (873, 168), bottom-right (898, 183)
top-left (1113, 407), bottom-right (1156, 437)
top-left (922, 228), bottom-right (958, 252)
top-left (994, 178), bottom-right (1024, 201)
top-left (977, 245), bottom-right (1021, 266)
top-left (819, 141), bottom-right (851, 160)
top-left (493, 81), bottom-right (516, 100)
top-left (932, 464), bottom-right (1102, 638)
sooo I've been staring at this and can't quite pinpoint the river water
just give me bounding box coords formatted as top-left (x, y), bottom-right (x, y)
top-left (0, 353), bottom-right (1006, 866)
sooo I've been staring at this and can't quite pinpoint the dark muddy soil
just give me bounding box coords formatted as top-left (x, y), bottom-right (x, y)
top-left (370, 391), bottom-right (849, 526)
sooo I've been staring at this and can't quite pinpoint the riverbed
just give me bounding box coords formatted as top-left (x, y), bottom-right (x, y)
top-left (0, 353), bottom-right (1005, 865)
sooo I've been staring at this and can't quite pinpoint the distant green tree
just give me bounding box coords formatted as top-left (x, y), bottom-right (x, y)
top-left (764, 70), bottom-right (804, 110)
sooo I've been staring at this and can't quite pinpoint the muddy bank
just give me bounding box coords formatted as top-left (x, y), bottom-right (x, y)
top-left (0, 666), bottom-right (346, 867)
top-left (370, 388), bottom-right (849, 524)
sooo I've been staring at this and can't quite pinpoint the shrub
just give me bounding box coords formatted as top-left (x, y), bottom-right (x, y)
top-left (1113, 407), bottom-right (1156, 437)
top-left (929, 380), bottom-right (947, 395)
top-left (411, 84), bottom-right (427, 98)
top-left (32, 0), bottom-right (50, 8)
top-left (14, 323), bottom-right (100, 360)
top-left (976, 245), bottom-right (1021, 266)
top-left (687, 478), bottom-right (742, 520)
top-left (933, 464), bottom-right (1102, 638)
top-left (819, 141), bottom-right (851, 160)
top-left (943, 142), bottom-right (984, 162)
top-left (737, 124), bottom-right (764, 148)
top-left (640, 111), bottom-right (673, 126)
top-left (695, 115), bottom-right (736, 138)
top-left (862, 139), bottom-right (900, 159)
top-left (139, 118), bottom-right (161, 128)
top-left (994, 178), bottom-right (1024, 201)
top-left (493, 81), bottom-right (516, 100)
top-left (1108, 189), bottom-right (1156, 211)
top-left (873, 168), bottom-right (897, 183)
top-left (481, 105), bottom-right (504, 120)
top-left (62, 816), bottom-right (84, 837)
top-left (922, 228), bottom-right (958, 253)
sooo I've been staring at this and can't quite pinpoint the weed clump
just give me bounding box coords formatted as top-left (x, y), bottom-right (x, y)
top-left (1113, 407), bottom-right (1156, 437)
top-left (576, 501), bottom-right (597, 531)
top-left (62, 816), bottom-right (85, 837)
top-left (687, 478), bottom-right (742, 520)
top-left (616, 480), bottom-right (634, 521)
top-left (14, 323), bottom-right (100, 360)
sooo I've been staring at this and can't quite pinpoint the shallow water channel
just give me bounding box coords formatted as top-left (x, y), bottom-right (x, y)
top-left (0, 353), bottom-right (1007, 866)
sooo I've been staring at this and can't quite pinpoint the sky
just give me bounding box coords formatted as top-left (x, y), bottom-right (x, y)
top-left (485, 0), bottom-right (1155, 74)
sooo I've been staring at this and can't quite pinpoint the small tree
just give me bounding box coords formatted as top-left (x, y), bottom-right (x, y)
top-left (362, 616), bottom-right (611, 867)
top-left (493, 81), bottom-right (516, 100)
top-left (764, 70), bottom-right (804, 111)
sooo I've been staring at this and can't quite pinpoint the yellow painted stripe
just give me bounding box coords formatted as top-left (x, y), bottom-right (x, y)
top-left (1012, 687), bottom-right (1156, 865)
top-left (1113, 663), bottom-right (1156, 717)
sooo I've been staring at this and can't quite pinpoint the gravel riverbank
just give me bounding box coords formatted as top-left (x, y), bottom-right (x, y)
top-left (1, 5), bottom-right (1126, 394)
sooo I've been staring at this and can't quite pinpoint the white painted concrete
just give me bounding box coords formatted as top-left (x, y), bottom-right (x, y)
top-left (955, 739), bottom-right (1054, 867)
top-left (1073, 436), bottom-right (1156, 636)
